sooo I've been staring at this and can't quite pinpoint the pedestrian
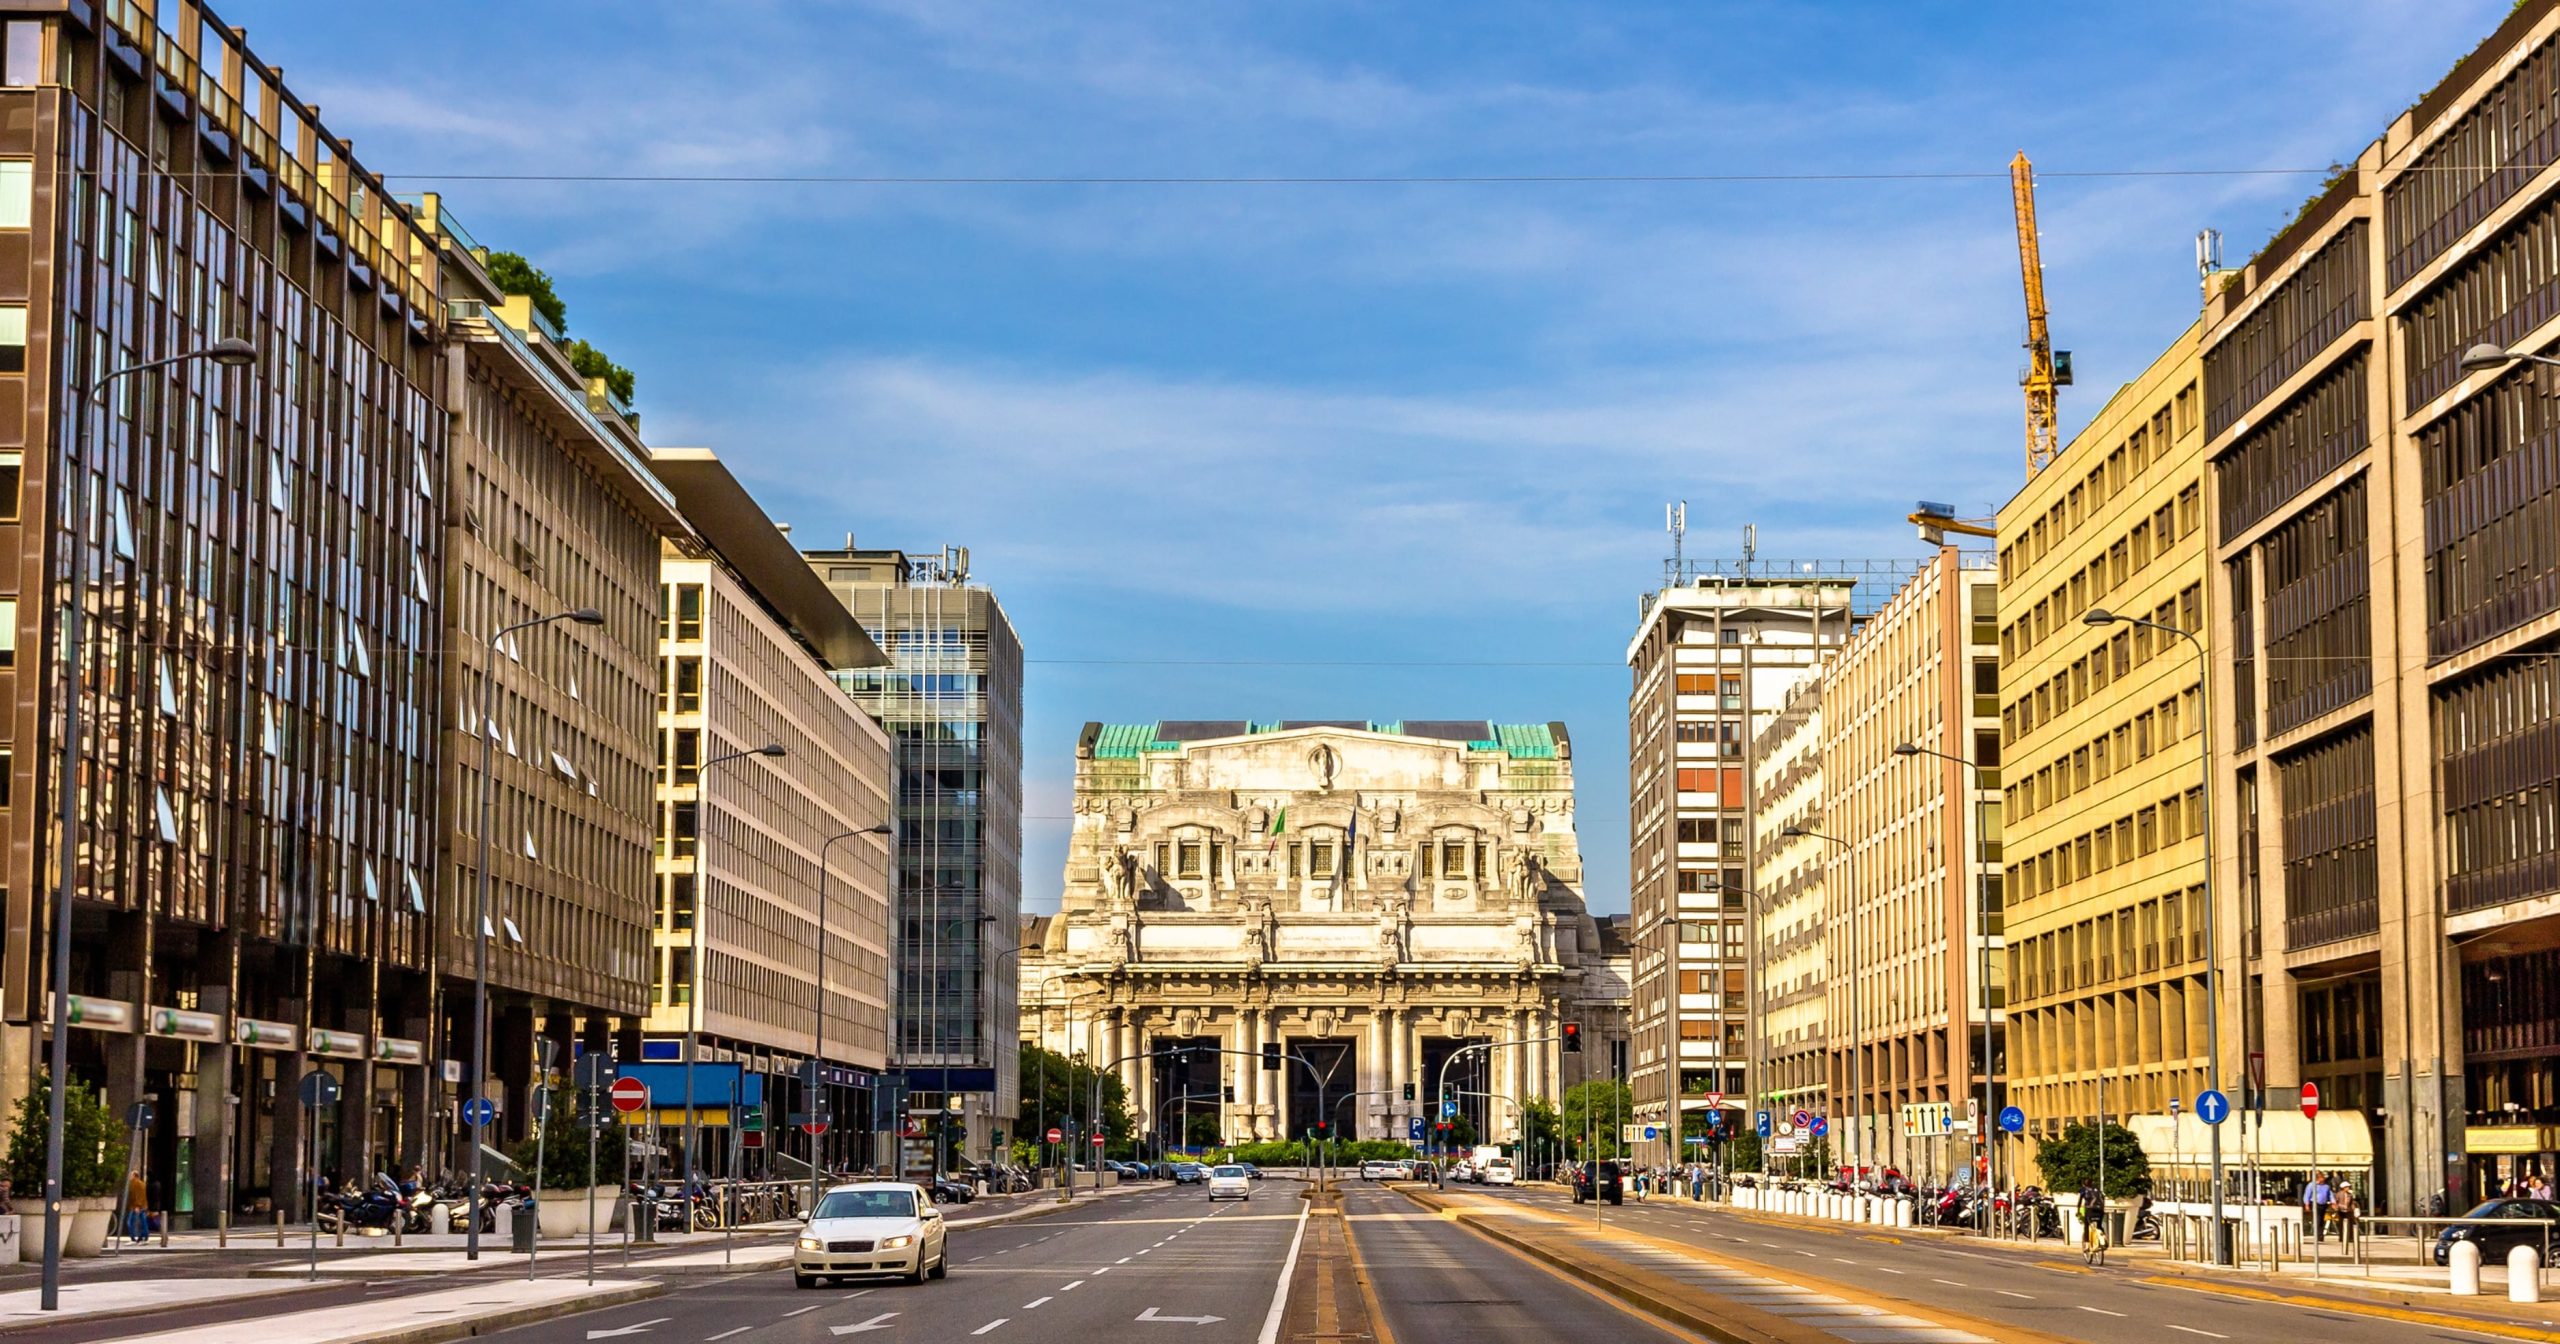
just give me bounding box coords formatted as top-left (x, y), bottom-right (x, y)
top-left (2330, 1179), bottom-right (2358, 1249)
top-left (2078, 1179), bottom-right (2106, 1266)
top-left (1690, 1165), bottom-right (1705, 1201)
top-left (2302, 1169), bottom-right (2332, 1244)
top-left (124, 1168), bottom-right (148, 1242)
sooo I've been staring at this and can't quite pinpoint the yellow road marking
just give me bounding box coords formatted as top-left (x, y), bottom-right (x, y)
top-left (2141, 1275), bottom-right (2560, 1342)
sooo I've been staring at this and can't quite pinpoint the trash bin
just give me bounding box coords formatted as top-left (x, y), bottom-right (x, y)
top-left (508, 1199), bottom-right (536, 1253)
top-left (630, 1195), bottom-right (656, 1244)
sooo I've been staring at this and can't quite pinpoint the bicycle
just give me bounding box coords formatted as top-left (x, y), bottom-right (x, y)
top-left (2082, 1212), bottom-right (2108, 1266)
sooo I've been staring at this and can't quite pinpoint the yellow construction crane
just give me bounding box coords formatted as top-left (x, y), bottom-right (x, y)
top-left (1909, 501), bottom-right (1995, 543)
top-left (2012, 150), bottom-right (2071, 477)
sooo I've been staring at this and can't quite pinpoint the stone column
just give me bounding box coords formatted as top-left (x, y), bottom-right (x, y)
top-left (1386, 1008), bottom-right (1407, 1137)
top-left (190, 983), bottom-right (233, 1229)
top-left (1230, 1011), bottom-right (1252, 1142)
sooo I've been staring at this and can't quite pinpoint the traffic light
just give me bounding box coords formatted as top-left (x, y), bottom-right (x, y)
top-left (1308, 1123), bottom-right (1330, 1141)
top-left (1562, 1021), bottom-right (1583, 1053)
top-left (1222, 1086), bottom-right (1235, 1103)
top-left (1260, 1041), bottom-right (1280, 1071)
top-left (1401, 1082), bottom-right (1414, 1101)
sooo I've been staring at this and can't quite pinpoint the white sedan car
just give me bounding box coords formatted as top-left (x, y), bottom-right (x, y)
top-left (795, 1183), bottom-right (948, 1287)
top-left (1206, 1163), bottom-right (1253, 1201)
top-left (1482, 1158), bottom-right (1517, 1186)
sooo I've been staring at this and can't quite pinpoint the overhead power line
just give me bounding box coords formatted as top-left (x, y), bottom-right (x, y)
top-left (382, 166), bottom-right (2343, 186)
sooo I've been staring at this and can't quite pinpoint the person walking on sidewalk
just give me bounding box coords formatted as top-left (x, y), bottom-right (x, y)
top-left (2303, 1169), bottom-right (2333, 1244)
top-left (124, 1169), bottom-right (149, 1243)
top-left (2330, 1179), bottom-right (2359, 1249)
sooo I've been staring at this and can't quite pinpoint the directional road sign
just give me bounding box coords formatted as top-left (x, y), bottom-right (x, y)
top-left (460, 1095), bottom-right (494, 1127)
top-left (302, 1071), bottom-right (342, 1109)
top-left (1998, 1105), bottom-right (2025, 1134)
top-left (1441, 1099), bottom-right (1458, 1120)
top-left (1408, 1117), bottom-right (1425, 1141)
top-left (2194, 1089), bottom-right (2231, 1126)
top-left (609, 1076), bottom-right (650, 1115)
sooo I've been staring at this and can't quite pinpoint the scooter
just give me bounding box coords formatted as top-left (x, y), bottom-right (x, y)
top-left (317, 1178), bottom-right (404, 1234)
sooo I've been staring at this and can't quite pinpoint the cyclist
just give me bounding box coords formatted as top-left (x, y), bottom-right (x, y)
top-left (2078, 1179), bottom-right (2106, 1265)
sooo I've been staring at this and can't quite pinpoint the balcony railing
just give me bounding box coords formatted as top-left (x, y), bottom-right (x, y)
top-left (2285, 900), bottom-right (2380, 950)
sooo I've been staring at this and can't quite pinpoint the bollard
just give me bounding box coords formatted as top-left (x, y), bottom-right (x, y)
top-left (2509, 1245), bottom-right (2542, 1304)
top-left (275, 1210), bottom-right (286, 1247)
top-left (2451, 1239), bottom-right (2482, 1295)
top-left (218, 1209), bottom-right (229, 1249)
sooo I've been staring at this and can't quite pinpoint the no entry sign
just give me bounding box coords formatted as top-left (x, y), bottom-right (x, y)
top-left (2300, 1082), bottom-right (2321, 1119)
top-left (609, 1076), bottom-right (650, 1114)
top-left (1046, 1127), bottom-right (1063, 1143)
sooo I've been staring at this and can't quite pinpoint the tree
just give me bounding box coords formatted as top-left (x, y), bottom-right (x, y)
top-left (1183, 1111), bottom-right (1221, 1148)
top-left (1726, 1131), bottom-right (1762, 1172)
top-left (509, 1087), bottom-right (628, 1191)
top-left (483, 250), bottom-right (567, 332)
top-left (1518, 1098), bottom-right (1561, 1156)
top-left (1017, 1045), bottom-right (1132, 1146)
top-left (2033, 1120), bottom-right (2151, 1199)
top-left (562, 338), bottom-right (637, 405)
top-left (1561, 1079), bottom-right (1633, 1161)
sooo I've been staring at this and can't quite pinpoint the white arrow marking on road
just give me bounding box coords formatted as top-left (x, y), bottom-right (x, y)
top-left (586, 1320), bottom-right (671, 1340)
top-left (1136, 1308), bottom-right (1226, 1325)
top-left (832, 1312), bottom-right (901, 1336)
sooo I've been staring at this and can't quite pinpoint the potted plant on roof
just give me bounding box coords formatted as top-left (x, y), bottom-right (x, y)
top-left (5, 1075), bottom-right (122, 1259)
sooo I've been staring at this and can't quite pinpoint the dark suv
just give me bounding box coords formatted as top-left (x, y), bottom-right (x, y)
top-left (1572, 1160), bottom-right (1624, 1206)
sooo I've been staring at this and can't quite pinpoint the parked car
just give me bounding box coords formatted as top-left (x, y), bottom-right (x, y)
top-left (1572, 1160), bottom-right (1624, 1206)
top-left (2433, 1199), bottom-right (2560, 1265)
top-left (1482, 1157), bottom-right (1517, 1186)
top-left (1360, 1160), bottom-right (1397, 1181)
top-left (795, 1183), bottom-right (947, 1288)
top-left (1237, 1163), bottom-right (1263, 1182)
top-left (1172, 1162), bottom-right (1208, 1184)
top-left (1148, 1161), bottom-right (1178, 1180)
top-left (1207, 1164), bottom-right (1253, 1202)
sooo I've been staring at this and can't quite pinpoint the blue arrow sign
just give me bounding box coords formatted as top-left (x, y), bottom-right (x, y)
top-left (2194, 1089), bottom-right (2231, 1126)
top-left (1998, 1105), bottom-right (2025, 1135)
top-left (1408, 1117), bottom-right (1425, 1141)
top-left (462, 1097), bottom-right (498, 1128)
top-left (1756, 1110), bottom-right (1772, 1138)
top-left (1441, 1099), bottom-right (1457, 1120)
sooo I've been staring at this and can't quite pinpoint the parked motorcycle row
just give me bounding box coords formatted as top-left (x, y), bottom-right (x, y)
top-left (314, 1173), bottom-right (535, 1236)
top-left (1724, 1174), bottom-right (2154, 1242)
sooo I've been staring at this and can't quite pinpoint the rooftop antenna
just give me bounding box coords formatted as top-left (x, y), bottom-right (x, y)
top-left (2196, 228), bottom-right (2225, 308)
top-left (1742, 522), bottom-right (1757, 577)
top-left (1665, 501), bottom-right (1687, 590)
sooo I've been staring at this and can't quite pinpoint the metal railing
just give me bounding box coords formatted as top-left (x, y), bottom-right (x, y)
top-left (2354, 1215), bottom-right (2552, 1285)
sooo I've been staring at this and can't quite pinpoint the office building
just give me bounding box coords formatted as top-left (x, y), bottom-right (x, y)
top-left (0, 1), bottom-right (448, 1221)
top-left (1816, 547), bottom-right (2001, 1179)
top-left (1749, 673), bottom-right (1828, 1130)
top-left (645, 451), bottom-right (895, 1174)
top-left (1994, 324), bottom-right (2214, 1146)
top-left (806, 539), bottom-right (1023, 1170)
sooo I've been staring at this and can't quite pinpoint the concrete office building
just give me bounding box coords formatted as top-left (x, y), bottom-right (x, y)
top-left (1625, 562), bottom-right (1908, 1155)
top-left (1749, 673), bottom-right (1829, 1128)
top-left (1816, 548), bottom-right (2001, 1180)
top-left (805, 540), bottom-right (1023, 1170)
top-left (1995, 324), bottom-right (2217, 1143)
top-left (2194, 0), bottom-right (2560, 1211)
top-left (419, 200), bottom-right (698, 1160)
top-left (645, 451), bottom-right (895, 1174)
top-left (0, 1), bottom-right (450, 1221)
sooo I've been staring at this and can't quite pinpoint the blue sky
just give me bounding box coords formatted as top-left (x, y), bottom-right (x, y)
top-left (234, 0), bottom-right (2503, 913)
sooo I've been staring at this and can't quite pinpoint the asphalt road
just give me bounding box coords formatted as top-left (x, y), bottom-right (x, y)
top-left (1337, 1183), bottom-right (1701, 1344)
top-left (1463, 1182), bottom-right (2558, 1344)
top-left (489, 1180), bottom-right (1304, 1344)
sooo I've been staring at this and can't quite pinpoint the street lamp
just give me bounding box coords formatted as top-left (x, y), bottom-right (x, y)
top-left (1895, 740), bottom-right (1999, 1219)
top-left (683, 742), bottom-right (787, 1230)
top-left (2457, 342), bottom-right (2560, 374)
top-left (810, 822), bottom-right (893, 1214)
top-left (2085, 604), bottom-right (2227, 1263)
top-left (42, 335), bottom-right (256, 1310)
top-left (1781, 825), bottom-right (1858, 1187)
top-left (462, 606), bottom-right (605, 1263)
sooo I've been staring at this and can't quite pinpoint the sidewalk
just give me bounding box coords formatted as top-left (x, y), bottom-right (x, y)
top-left (0, 1279), bottom-right (329, 1332)
top-left (104, 1278), bottom-right (659, 1344)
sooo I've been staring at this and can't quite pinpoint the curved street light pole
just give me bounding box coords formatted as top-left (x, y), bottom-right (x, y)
top-left (1782, 826), bottom-right (1857, 1185)
top-left (463, 607), bottom-right (605, 1263)
top-left (682, 743), bottom-right (788, 1231)
top-left (2086, 605), bottom-right (2225, 1263)
top-left (1894, 740), bottom-right (1999, 1221)
top-left (42, 337), bottom-right (257, 1309)
top-left (810, 823), bottom-right (893, 1214)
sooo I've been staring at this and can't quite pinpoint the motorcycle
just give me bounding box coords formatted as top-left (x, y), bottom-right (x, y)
top-left (316, 1176), bottom-right (405, 1234)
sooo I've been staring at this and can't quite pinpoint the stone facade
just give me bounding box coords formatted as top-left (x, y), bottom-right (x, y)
top-left (1022, 720), bottom-right (1618, 1145)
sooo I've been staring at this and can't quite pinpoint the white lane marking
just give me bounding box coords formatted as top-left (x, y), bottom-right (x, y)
top-left (1024, 1296), bottom-right (1053, 1310)
top-left (1096, 1266), bottom-right (1113, 1275)
top-left (974, 1321), bottom-right (1009, 1335)
top-left (782, 1304), bottom-right (829, 1318)
top-left (1065, 1280), bottom-right (1084, 1291)
top-left (2079, 1306), bottom-right (2127, 1318)
top-left (707, 1331), bottom-right (752, 1342)
top-left (830, 1314), bottom-right (899, 1338)
top-left (1254, 1201), bottom-right (1312, 1344)
top-left (1136, 1248), bottom-right (1153, 1255)
top-left (1933, 1278), bottom-right (1962, 1286)
top-left (1876, 1268), bottom-right (1905, 1275)
top-left (1833, 1258), bottom-right (1858, 1264)
top-left (1997, 1290), bottom-right (2033, 1299)
top-left (2166, 1328), bottom-right (2227, 1339)
top-left (1117, 1256), bottom-right (1133, 1264)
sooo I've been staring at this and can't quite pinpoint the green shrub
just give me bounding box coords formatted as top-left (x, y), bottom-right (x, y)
top-left (4, 1075), bottom-right (121, 1199)
top-left (508, 1088), bottom-right (628, 1191)
top-left (483, 251), bottom-right (568, 332)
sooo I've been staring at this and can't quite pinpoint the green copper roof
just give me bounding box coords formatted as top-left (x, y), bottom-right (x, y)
top-left (1091, 720), bottom-right (1559, 758)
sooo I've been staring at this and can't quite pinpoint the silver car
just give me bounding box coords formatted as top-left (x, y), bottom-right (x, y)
top-left (794, 1183), bottom-right (948, 1287)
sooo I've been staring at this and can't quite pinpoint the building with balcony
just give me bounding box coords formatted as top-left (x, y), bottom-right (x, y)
top-left (0, 0), bottom-right (451, 1222)
top-left (1624, 565), bottom-right (1894, 1159)
top-left (804, 539), bottom-right (1023, 1173)
top-left (1994, 323), bottom-right (2214, 1148)
top-left (1749, 673), bottom-right (1828, 1132)
top-left (645, 450), bottom-right (894, 1177)
top-left (1815, 547), bottom-right (2001, 1181)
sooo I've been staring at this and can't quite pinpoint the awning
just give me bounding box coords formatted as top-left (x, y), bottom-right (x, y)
top-left (2128, 1111), bottom-right (2373, 1172)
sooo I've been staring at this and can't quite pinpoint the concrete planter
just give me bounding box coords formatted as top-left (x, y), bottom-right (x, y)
top-left (536, 1187), bottom-right (623, 1240)
top-left (12, 1195), bottom-right (112, 1261)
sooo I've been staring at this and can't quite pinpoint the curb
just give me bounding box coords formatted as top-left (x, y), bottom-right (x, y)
top-left (0, 1281), bottom-right (337, 1337)
top-left (334, 1281), bottom-right (665, 1344)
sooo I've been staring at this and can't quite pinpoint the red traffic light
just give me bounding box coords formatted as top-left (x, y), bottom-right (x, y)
top-left (1562, 1021), bottom-right (1583, 1053)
